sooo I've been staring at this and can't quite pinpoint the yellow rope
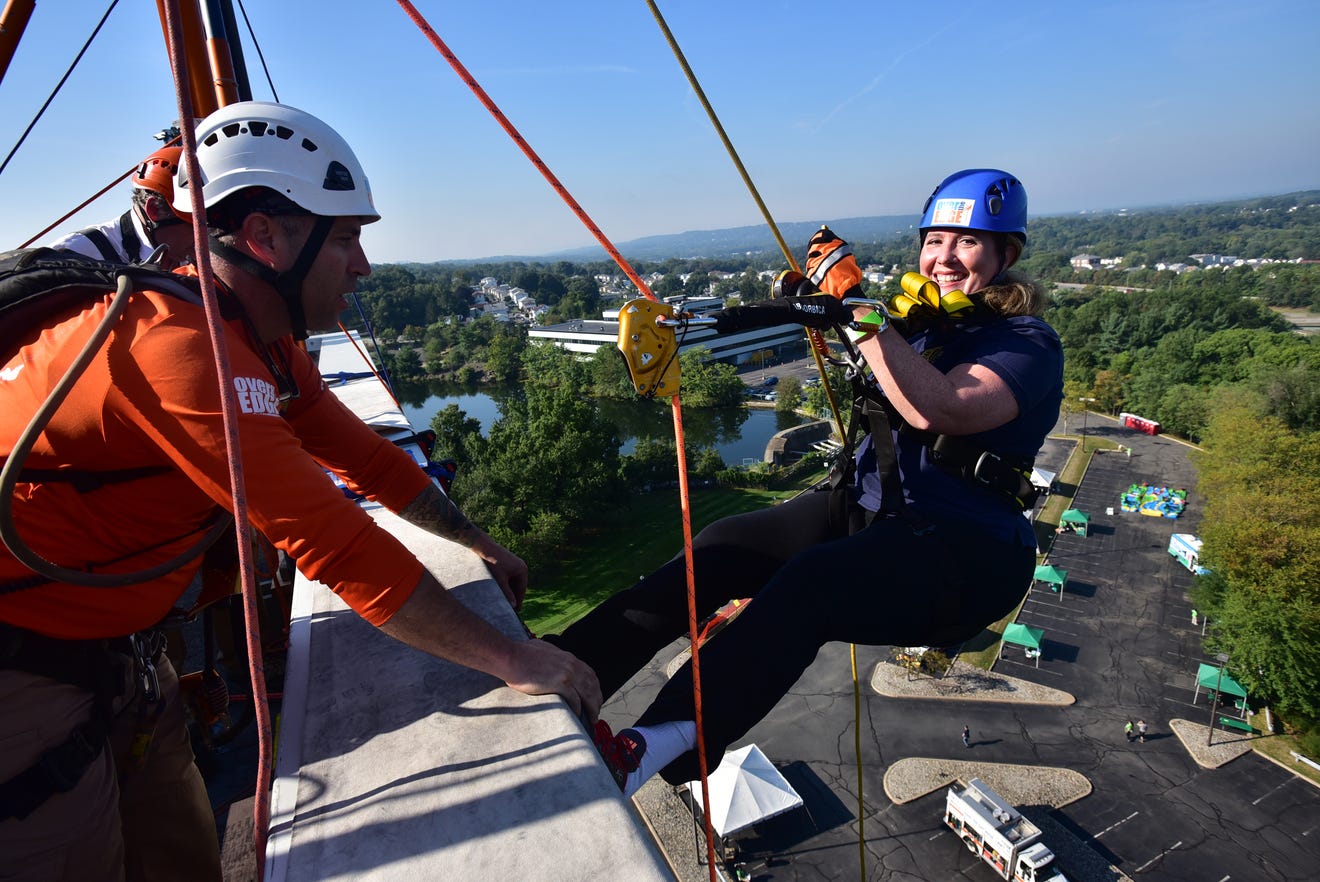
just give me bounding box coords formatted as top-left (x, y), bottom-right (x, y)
top-left (644, 4), bottom-right (865, 879)
top-left (642, 0), bottom-right (848, 445)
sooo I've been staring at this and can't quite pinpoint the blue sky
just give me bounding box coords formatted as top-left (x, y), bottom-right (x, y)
top-left (1, 1), bottom-right (1317, 263)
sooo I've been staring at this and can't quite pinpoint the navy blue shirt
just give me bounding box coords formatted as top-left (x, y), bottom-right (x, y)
top-left (855, 316), bottom-right (1063, 545)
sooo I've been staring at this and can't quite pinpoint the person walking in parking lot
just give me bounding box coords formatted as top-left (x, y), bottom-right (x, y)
top-left (1137, 720), bottom-right (1148, 743)
top-left (1125, 719), bottom-right (1135, 742)
top-left (962, 725), bottom-right (971, 748)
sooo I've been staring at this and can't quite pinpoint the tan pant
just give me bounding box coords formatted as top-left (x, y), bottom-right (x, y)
top-left (0, 654), bottom-right (221, 882)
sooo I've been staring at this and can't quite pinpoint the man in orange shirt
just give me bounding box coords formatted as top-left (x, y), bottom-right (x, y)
top-left (0, 101), bottom-right (600, 881)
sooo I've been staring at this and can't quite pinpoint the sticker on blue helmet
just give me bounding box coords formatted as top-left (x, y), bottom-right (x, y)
top-left (929, 198), bottom-right (975, 228)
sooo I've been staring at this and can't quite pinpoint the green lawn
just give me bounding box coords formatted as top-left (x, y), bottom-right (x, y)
top-left (521, 470), bottom-right (827, 636)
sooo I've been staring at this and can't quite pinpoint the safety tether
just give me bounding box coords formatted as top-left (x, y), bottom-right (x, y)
top-left (160, 2), bottom-right (276, 876)
top-left (392, 2), bottom-right (722, 874)
top-left (643, 3), bottom-right (868, 876)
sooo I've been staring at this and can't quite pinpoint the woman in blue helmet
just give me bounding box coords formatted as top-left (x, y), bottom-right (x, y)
top-left (558, 169), bottom-right (1064, 794)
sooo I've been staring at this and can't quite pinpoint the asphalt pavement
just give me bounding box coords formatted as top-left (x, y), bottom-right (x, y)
top-left (605, 412), bottom-right (1320, 882)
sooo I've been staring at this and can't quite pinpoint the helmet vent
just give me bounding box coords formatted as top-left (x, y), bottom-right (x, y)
top-left (323, 160), bottom-right (355, 192)
top-left (301, 138), bottom-right (319, 153)
top-left (249, 121), bottom-right (268, 136)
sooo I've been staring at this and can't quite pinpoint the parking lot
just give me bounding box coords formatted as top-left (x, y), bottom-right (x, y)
top-left (606, 412), bottom-right (1320, 881)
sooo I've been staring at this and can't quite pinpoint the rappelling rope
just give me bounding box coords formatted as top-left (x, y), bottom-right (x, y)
top-left (392, 1), bottom-right (721, 874)
top-left (336, 317), bottom-right (402, 408)
top-left (642, 0), bottom-right (848, 445)
top-left (643, 3), bottom-right (867, 876)
top-left (160, 2), bottom-right (274, 877)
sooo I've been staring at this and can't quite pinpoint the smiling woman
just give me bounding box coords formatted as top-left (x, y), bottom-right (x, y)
top-left (555, 168), bottom-right (1065, 800)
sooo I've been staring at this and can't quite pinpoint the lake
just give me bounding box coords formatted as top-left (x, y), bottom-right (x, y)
top-left (394, 380), bottom-right (809, 466)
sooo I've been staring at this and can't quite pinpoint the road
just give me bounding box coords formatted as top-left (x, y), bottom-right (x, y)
top-left (605, 412), bottom-right (1320, 881)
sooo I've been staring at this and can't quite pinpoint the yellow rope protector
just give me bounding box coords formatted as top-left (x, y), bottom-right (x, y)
top-left (616, 297), bottom-right (681, 398)
top-left (893, 272), bottom-right (975, 319)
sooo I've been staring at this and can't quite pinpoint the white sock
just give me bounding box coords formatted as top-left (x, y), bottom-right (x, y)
top-left (621, 720), bottom-right (696, 798)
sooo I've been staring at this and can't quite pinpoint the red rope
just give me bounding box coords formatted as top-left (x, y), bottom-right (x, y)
top-left (392, 2), bottom-right (718, 874)
top-left (336, 320), bottom-right (403, 410)
top-left (20, 135), bottom-right (182, 250)
top-left (159, 3), bottom-right (273, 877)
top-left (392, 1), bottom-right (655, 302)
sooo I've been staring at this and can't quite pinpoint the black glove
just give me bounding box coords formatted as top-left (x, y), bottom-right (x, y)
top-left (711, 294), bottom-right (851, 334)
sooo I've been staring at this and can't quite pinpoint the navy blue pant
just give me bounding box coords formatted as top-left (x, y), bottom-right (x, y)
top-left (548, 489), bottom-right (1033, 784)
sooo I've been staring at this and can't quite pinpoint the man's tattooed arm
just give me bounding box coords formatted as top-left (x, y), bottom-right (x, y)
top-left (397, 482), bottom-right (480, 548)
top-left (395, 482), bottom-right (530, 610)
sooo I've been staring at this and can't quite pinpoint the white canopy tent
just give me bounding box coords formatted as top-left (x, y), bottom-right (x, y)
top-left (686, 744), bottom-right (803, 846)
top-left (1030, 467), bottom-right (1056, 492)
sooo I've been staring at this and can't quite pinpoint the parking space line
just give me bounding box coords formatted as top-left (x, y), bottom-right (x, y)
top-left (996, 659), bottom-right (1065, 677)
top-left (1252, 780), bottom-right (1292, 806)
top-left (1022, 622), bottom-right (1081, 638)
top-left (1092, 811), bottom-right (1139, 839)
top-left (1134, 841), bottom-right (1183, 873)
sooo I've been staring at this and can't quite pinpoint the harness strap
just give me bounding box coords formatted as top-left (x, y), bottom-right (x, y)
top-left (860, 396), bottom-right (906, 513)
top-left (117, 211), bottom-right (144, 263)
top-left (841, 382), bottom-right (1040, 516)
top-left (924, 431), bottom-right (1039, 511)
top-left (81, 227), bottom-right (123, 263)
top-left (0, 624), bottom-right (143, 821)
top-left (12, 464), bottom-right (172, 494)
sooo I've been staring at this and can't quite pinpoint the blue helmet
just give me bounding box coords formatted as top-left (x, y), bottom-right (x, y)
top-left (919, 169), bottom-right (1027, 246)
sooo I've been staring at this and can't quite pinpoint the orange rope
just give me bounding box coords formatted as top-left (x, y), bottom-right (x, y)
top-left (642, 0), bottom-right (847, 446)
top-left (160, 3), bottom-right (273, 877)
top-left (644, 5), bottom-right (864, 875)
top-left (392, 2), bottom-right (719, 873)
top-left (336, 320), bottom-right (403, 410)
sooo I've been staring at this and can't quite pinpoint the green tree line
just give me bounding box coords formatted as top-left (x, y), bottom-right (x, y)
top-left (425, 341), bottom-right (749, 576)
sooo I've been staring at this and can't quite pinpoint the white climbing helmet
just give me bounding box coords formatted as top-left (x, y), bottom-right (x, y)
top-left (175, 101), bottom-right (379, 222)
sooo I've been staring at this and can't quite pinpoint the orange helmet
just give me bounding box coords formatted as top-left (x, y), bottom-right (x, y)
top-left (132, 145), bottom-right (190, 222)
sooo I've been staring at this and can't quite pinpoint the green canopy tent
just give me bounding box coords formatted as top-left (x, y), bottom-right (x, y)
top-left (1060, 509), bottom-right (1090, 537)
top-left (1194, 662), bottom-right (1249, 717)
top-left (1001, 622), bottom-right (1045, 667)
top-left (1033, 564), bottom-right (1068, 603)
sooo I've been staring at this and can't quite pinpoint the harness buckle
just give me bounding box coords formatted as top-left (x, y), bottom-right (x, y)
top-left (130, 633), bottom-right (161, 704)
top-left (971, 450), bottom-right (1003, 484)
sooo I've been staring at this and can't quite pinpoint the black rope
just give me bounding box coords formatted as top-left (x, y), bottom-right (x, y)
top-left (0, 0), bottom-right (121, 180)
top-left (234, 0), bottom-right (278, 102)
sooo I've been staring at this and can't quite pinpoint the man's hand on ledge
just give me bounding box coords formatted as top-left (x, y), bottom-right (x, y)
top-left (380, 570), bottom-right (602, 724)
top-left (503, 638), bottom-right (603, 724)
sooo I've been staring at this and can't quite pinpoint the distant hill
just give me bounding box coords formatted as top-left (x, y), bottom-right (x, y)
top-left (551, 214), bottom-right (920, 262)
top-left (445, 214), bottom-right (920, 265)
top-left (428, 188), bottom-right (1320, 266)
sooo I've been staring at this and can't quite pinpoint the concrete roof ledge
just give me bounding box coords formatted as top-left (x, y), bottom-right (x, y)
top-left (267, 504), bottom-right (671, 881)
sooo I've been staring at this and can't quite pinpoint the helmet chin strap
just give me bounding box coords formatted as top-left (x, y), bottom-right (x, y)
top-left (207, 216), bottom-right (334, 341)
